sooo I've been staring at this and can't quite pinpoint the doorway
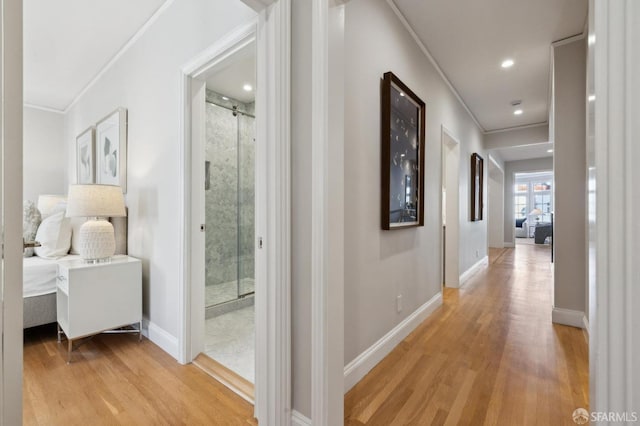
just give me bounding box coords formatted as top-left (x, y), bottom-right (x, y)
top-left (487, 157), bottom-right (504, 248)
top-left (513, 171), bottom-right (553, 247)
top-left (441, 127), bottom-right (460, 287)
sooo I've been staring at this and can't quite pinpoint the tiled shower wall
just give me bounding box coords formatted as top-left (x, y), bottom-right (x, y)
top-left (205, 90), bottom-right (255, 300)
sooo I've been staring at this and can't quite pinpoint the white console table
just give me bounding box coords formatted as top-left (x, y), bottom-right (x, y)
top-left (56, 255), bottom-right (142, 362)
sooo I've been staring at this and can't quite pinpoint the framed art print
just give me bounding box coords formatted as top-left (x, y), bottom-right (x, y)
top-left (381, 71), bottom-right (426, 230)
top-left (76, 126), bottom-right (95, 184)
top-left (95, 108), bottom-right (128, 192)
top-left (470, 153), bottom-right (484, 221)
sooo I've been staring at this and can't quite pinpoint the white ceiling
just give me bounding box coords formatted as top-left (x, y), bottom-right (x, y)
top-left (24, 0), bottom-right (167, 111)
top-left (205, 46), bottom-right (256, 104)
top-left (393, 0), bottom-right (587, 132)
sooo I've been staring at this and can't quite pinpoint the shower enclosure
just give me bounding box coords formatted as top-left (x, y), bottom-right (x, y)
top-left (205, 90), bottom-right (255, 314)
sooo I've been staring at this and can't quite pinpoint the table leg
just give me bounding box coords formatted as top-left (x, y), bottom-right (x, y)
top-left (139, 321), bottom-right (143, 342)
top-left (57, 323), bottom-right (63, 343)
top-left (67, 339), bottom-right (72, 364)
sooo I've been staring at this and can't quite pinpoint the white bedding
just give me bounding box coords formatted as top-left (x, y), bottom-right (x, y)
top-left (23, 255), bottom-right (80, 298)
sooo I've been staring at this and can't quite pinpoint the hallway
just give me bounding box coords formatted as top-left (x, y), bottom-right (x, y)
top-left (345, 245), bottom-right (588, 425)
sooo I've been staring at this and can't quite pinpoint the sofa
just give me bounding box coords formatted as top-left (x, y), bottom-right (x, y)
top-left (515, 218), bottom-right (528, 238)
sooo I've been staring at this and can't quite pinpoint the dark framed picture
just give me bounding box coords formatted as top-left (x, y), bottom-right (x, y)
top-left (470, 153), bottom-right (484, 221)
top-left (381, 71), bottom-right (426, 230)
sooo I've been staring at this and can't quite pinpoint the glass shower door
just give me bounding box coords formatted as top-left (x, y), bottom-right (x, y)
top-left (237, 112), bottom-right (255, 298)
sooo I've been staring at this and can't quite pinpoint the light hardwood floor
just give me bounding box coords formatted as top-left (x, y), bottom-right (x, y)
top-left (345, 244), bottom-right (588, 425)
top-left (23, 325), bottom-right (257, 425)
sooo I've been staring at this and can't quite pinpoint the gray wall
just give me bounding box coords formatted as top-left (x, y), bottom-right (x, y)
top-left (484, 123), bottom-right (549, 150)
top-left (552, 38), bottom-right (587, 314)
top-left (23, 107), bottom-right (66, 202)
top-left (343, 0), bottom-right (485, 364)
top-left (503, 157), bottom-right (554, 244)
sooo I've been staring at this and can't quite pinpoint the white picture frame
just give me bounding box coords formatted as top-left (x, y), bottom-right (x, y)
top-left (95, 108), bottom-right (127, 192)
top-left (76, 126), bottom-right (95, 184)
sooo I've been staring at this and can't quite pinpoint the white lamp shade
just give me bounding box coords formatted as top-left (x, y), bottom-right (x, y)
top-left (528, 208), bottom-right (543, 216)
top-left (66, 184), bottom-right (126, 218)
top-left (37, 194), bottom-right (67, 218)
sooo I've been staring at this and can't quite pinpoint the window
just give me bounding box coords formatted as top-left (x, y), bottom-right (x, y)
top-left (515, 195), bottom-right (527, 219)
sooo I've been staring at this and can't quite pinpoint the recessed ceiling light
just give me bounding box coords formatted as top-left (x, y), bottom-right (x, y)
top-left (222, 96), bottom-right (229, 101)
top-left (400, 92), bottom-right (405, 97)
top-left (514, 109), bottom-right (523, 115)
top-left (547, 149), bottom-right (554, 153)
top-left (501, 59), bottom-right (514, 68)
top-left (588, 94), bottom-right (596, 102)
top-left (243, 84), bottom-right (253, 92)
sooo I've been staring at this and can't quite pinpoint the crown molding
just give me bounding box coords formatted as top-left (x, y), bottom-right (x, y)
top-left (23, 103), bottom-right (65, 114)
top-left (483, 121), bottom-right (548, 135)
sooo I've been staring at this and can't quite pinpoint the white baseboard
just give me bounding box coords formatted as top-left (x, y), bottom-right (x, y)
top-left (503, 242), bottom-right (515, 248)
top-left (291, 410), bottom-right (312, 426)
top-left (552, 307), bottom-right (586, 329)
top-left (142, 318), bottom-right (179, 360)
top-left (582, 314), bottom-right (590, 336)
top-left (343, 291), bottom-right (443, 393)
top-left (459, 256), bottom-right (489, 286)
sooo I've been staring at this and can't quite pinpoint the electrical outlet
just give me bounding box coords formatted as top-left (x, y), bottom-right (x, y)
top-left (396, 294), bottom-right (403, 313)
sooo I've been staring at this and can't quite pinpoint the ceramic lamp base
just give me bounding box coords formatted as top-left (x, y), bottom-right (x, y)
top-left (78, 219), bottom-right (115, 261)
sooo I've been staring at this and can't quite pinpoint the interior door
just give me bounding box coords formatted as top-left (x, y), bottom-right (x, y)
top-left (0, 0), bottom-right (24, 423)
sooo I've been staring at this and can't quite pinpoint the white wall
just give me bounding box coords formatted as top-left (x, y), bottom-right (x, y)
top-left (343, 0), bottom-right (486, 364)
top-left (484, 123), bottom-right (549, 150)
top-left (63, 0), bottom-right (256, 354)
top-left (503, 157), bottom-right (553, 245)
top-left (23, 107), bottom-right (66, 202)
top-left (552, 38), bottom-right (587, 316)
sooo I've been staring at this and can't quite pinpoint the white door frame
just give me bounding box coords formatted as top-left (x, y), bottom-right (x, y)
top-left (0, 0), bottom-right (24, 423)
top-left (591, 0), bottom-right (640, 415)
top-left (440, 126), bottom-right (460, 288)
top-left (177, 1), bottom-right (291, 424)
top-left (486, 155), bottom-right (504, 249)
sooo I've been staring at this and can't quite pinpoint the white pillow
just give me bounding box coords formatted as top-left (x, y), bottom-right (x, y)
top-left (69, 217), bottom-right (88, 255)
top-left (34, 211), bottom-right (72, 259)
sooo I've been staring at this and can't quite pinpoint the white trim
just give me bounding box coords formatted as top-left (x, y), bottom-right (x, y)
top-left (582, 315), bottom-right (589, 336)
top-left (291, 410), bottom-right (312, 426)
top-left (483, 121), bottom-right (548, 135)
top-left (23, 103), bottom-right (65, 114)
top-left (387, 1), bottom-right (484, 132)
top-left (343, 293), bottom-right (443, 393)
top-left (142, 319), bottom-right (180, 360)
top-left (459, 256), bottom-right (489, 287)
top-left (63, 0), bottom-right (175, 113)
top-left (311, 0), bottom-right (330, 424)
top-left (591, 0), bottom-right (640, 415)
top-left (241, 0), bottom-right (277, 11)
top-left (254, 1), bottom-right (292, 424)
top-left (441, 126), bottom-right (461, 289)
top-left (503, 242), bottom-right (515, 248)
top-left (552, 307), bottom-right (586, 329)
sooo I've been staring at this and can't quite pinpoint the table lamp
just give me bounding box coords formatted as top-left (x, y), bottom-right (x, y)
top-left (528, 208), bottom-right (543, 222)
top-left (66, 184), bottom-right (126, 262)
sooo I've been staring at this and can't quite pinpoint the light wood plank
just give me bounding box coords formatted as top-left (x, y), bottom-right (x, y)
top-left (345, 245), bottom-right (589, 425)
top-left (23, 326), bottom-right (257, 425)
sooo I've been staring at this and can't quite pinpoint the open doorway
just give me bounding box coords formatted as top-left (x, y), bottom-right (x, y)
top-left (487, 157), bottom-right (504, 249)
top-left (514, 171), bottom-right (553, 247)
top-left (441, 127), bottom-right (460, 287)
top-left (185, 33), bottom-right (258, 403)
